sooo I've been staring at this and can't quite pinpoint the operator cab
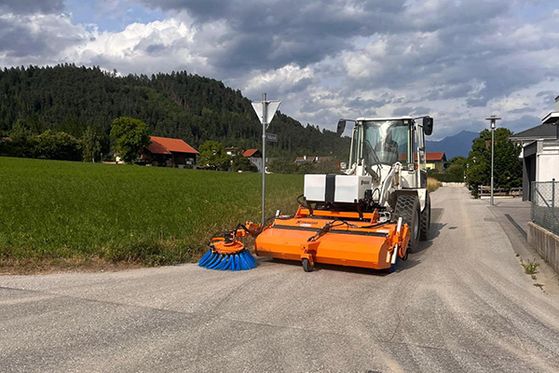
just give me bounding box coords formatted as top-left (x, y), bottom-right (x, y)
top-left (353, 117), bottom-right (414, 169)
top-left (338, 116), bottom-right (433, 188)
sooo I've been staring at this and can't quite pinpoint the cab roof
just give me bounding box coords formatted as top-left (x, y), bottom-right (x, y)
top-left (355, 116), bottom-right (414, 121)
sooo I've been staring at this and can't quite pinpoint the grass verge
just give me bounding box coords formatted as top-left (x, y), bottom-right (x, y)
top-left (0, 157), bottom-right (303, 273)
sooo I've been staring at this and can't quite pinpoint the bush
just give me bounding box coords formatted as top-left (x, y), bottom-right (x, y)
top-left (428, 171), bottom-right (464, 183)
top-left (269, 158), bottom-right (341, 174)
top-left (198, 140), bottom-right (230, 170)
top-left (269, 158), bottom-right (298, 174)
top-left (231, 155), bottom-right (257, 172)
top-left (1, 128), bottom-right (82, 161)
top-left (34, 130), bottom-right (82, 161)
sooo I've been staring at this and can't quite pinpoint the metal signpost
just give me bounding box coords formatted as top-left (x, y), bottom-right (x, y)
top-left (485, 115), bottom-right (501, 206)
top-left (251, 93), bottom-right (281, 226)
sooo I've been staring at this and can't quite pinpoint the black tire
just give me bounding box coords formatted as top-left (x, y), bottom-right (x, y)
top-left (420, 192), bottom-right (431, 241)
top-left (302, 258), bottom-right (313, 272)
top-left (393, 194), bottom-right (421, 253)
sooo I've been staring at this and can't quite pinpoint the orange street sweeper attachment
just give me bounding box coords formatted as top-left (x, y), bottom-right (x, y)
top-left (199, 116), bottom-right (433, 272)
top-left (254, 206), bottom-right (410, 272)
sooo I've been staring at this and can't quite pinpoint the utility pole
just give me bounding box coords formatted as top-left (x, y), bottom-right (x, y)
top-left (485, 115), bottom-right (501, 206)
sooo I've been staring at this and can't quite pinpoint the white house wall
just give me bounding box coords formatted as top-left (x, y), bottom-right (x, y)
top-left (249, 157), bottom-right (263, 172)
top-left (537, 139), bottom-right (559, 182)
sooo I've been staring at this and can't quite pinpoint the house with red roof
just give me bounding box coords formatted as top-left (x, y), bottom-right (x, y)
top-left (242, 148), bottom-right (261, 158)
top-left (141, 136), bottom-right (199, 168)
top-left (242, 148), bottom-right (263, 171)
top-left (425, 152), bottom-right (447, 172)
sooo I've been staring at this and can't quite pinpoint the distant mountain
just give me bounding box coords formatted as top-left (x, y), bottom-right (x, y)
top-left (426, 130), bottom-right (479, 159)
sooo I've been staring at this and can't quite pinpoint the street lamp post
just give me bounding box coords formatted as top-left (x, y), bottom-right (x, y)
top-left (485, 115), bottom-right (501, 206)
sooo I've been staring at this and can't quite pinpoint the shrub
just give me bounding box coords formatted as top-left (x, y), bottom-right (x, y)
top-left (232, 155), bottom-right (257, 172)
top-left (198, 140), bottom-right (230, 170)
top-left (34, 130), bottom-right (82, 161)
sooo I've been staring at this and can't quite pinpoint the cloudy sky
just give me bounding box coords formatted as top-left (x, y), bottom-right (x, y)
top-left (1, 0), bottom-right (558, 139)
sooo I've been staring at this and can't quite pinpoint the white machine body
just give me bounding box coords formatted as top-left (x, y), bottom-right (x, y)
top-left (304, 174), bottom-right (373, 203)
top-left (303, 116), bottom-right (433, 213)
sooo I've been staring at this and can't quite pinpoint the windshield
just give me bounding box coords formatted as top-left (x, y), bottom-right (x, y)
top-left (362, 120), bottom-right (411, 165)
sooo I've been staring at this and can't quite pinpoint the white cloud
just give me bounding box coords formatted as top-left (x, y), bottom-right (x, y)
top-left (342, 38), bottom-right (387, 79)
top-left (70, 18), bottom-right (208, 74)
top-left (243, 64), bottom-right (314, 96)
top-left (0, 13), bottom-right (86, 64)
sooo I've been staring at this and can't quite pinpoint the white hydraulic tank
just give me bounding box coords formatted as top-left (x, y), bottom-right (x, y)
top-left (303, 174), bottom-right (373, 203)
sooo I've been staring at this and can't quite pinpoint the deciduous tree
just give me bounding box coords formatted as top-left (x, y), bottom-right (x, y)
top-left (465, 128), bottom-right (522, 196)
top-left (81, 126), bottom-right (102, 162)
top-left (110, 117), bottom-right (150, 163)
top-left (198, 140), bottom-right (230, 170)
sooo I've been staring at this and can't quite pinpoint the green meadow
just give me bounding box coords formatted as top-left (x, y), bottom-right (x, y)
top-left (0, 157), bottom-right (303, 269)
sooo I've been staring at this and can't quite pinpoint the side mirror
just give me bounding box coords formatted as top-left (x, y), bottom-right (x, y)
top-left (423, 116), bottom-right (433, 136)
top-left (336, 119), bottom-right (346, 136)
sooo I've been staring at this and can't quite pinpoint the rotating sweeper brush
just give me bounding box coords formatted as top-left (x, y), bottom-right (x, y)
top-left (198, 223), bottom-right (260, 271)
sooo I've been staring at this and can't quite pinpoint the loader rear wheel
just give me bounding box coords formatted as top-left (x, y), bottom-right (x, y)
top-left (420, 192), bottom-right (431, 241)
top-left (302, 258), bottom-right (313, 272)
top-left (393, 194), bottom-right (421, 253)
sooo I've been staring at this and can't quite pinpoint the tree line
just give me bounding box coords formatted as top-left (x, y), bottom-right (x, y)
top-left (0, 64), bottom-right (349, 160)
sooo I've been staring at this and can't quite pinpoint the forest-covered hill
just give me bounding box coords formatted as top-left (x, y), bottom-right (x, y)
top-left (0, 64), bottom-right (349, 158)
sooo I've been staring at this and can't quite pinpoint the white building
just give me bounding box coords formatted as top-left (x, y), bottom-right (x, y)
top-left (511, 96), bottom-right (559, 200)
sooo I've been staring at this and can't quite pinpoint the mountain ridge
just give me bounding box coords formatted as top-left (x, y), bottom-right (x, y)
top-left (426, 130), bottom-right (479, 159)
top-left (0, 64), bottom-right (349, 159)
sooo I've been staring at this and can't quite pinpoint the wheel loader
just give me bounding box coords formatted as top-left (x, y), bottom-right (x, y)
top-left (200, 116), bottom-right (434, 272)
top-left (254, 116), bottom-right (434, 272)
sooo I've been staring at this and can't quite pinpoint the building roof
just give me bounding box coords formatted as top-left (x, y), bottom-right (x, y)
top-left (426, 152), bottom-right (446, 162)
top-left (510, 122), bottom-right (558, 141)
top-left (147, 136), bottom-right (199, 155)
top-left (542, 112), bottom-right (559, 124)
top-left (403, 152), bottom-right (446, 162)
top-left (243, 148), bottom-right (260, 157)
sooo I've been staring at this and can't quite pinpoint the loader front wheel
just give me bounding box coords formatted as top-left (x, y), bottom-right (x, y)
top-left (302, 258), bottom-right (313, 272)
top-left (420, 192), bottom-right (431, 241)
top-left (393, 194), bottom-right (421, 253)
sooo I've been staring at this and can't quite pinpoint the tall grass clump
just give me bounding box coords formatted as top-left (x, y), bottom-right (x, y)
top-left (427, 177), bottom-right (441, 192)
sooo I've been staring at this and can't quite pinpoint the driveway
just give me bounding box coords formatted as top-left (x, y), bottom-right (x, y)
top-left (1, 187), bottom-right (559, 372)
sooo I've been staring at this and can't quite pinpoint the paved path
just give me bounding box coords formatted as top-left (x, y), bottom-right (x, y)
top-left (1, 187), bottom-right (559, 372)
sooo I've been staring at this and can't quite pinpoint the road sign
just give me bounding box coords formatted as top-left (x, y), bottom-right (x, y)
top-left (251, 100), bottom-right (281, 127)
top-left (251, 94), bottom-right (281, 226)
top-left (266, 133), bottom-right (278, 142)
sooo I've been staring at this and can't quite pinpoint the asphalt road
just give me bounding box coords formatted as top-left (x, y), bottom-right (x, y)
top-left (1, 187), bottom-right (559, 372)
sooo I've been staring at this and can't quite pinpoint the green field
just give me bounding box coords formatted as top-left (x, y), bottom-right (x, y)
top-left (0, 157), bottom-right (303, 269)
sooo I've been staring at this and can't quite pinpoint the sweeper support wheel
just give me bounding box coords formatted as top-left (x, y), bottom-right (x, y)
top-left (302, 258), bottom-right (313, 272)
